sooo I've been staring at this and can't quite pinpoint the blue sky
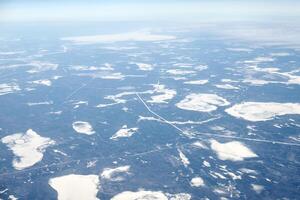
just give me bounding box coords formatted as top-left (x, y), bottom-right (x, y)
top-left (1, 0), bottom-right (299, 22)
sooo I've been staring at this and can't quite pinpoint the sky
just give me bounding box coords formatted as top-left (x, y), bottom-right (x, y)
top-left (0, 0), bottom-right (300, 22)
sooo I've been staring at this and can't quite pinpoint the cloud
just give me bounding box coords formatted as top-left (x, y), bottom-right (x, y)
top-left (61, 31), bottom-right (176, 44)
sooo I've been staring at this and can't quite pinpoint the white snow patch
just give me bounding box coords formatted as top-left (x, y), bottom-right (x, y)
top-left (203, 160), bottom-right (211, 167)
top-left (167, 193), bottom-right (191, 200)
top-left (96, 90), bottom-right (148, 108)
top-left (251, 184), bottom-right (264, 194)
top-left (191, 141), bottom-right (208, 149)
top-left (101, 63), bottom-right (114, 70)
top-left (176, 93), bottom-right (230, 112)
top-left (138, 116), bottom-right (218, 126)
top-left (148, 83), bottom-right (176, 104)
top-left (72, 121), bottom-right (95, 135)
top-left (53, 149), bottom-right (67, 157)
top-left (178, 149), bottom-right (190, 167)
top-left (0, 188), bottom-right (8, 194)
top-left (239, 168), bottom-right (258, 175)
top-left (49, 174), bottom-right (100, 200)
top-left (70, 65), bottom-right (100, 71)
top-left (242, 79), bottom-right (274, 86)
top-left (195, 64), bottom-right (208, 71)
top-left (190, 177), bottom-right (205, 187)
top-left (27, 101), bottom-right (53, 106)
top-left (1, 129), bottom-right (55, 170)
top-left (226, 48), bottom-right (253, 52)
top-left (221, 79), bottom-right (239, 83)
top-left (210, 139), bottom-right (257, 161)
top-left (100, 72), bottom-right (124, 80)
top-left (8, 195), bottom-right (18, 200)
top-left (32, 79), bottom-right (52, 86)
top-left (166, 69), bottom-right (196, 75)
top-left (110, 125), bottom-right (138, 140)
top-left (270, 52), bottom-right (290, 57)
top-left (184, 80), bottom-right (208, 85)
top-left (226, 102), bottom-right (300, 121)
top-left (0, 51), bottom-right (24, 55)
top-left (111, 191), bottom-right (191, 200)
top-left (111, 191), bottom-right (167, 200)
top-left (27, 61), bottom-right (58, 73)
top-left (72, 101), bottom-right (88, 109)
top-left (0, 83), bottom-right (20, 96)
top-left (134, 63), bottom-right (153, 71)
top-left (243, 65), bottom-right (300, 86)
top-left (101, 165), bottom-right (130, 181)
top-left (86, 160), bottom-right (97, 168)
top-left (244, 57), bottom-right (275, 64)
top-left (215, 84), bottom-right (239, 90)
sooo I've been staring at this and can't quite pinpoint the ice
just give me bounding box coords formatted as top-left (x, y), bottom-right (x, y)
top-left (190, 177), bottom-right (204, 187)
top-left (101, 165), bottom-right (130, 181)
top-left (72, 121), bottom-right (95, 135)
top-left (110, 125), bottom-right (138, 140)
top-left (1, 129), bottom-right (55, 170)
top-left (210, 139), bottom-right (258, 161)
top-left (0, 83), bottom-right (20, 96)
top-left (226, 102), bottom-right (300, 121)
top-left (49, 174), bottom-right (100, 200)
top-left (176, 93), bottom-right (230, 112)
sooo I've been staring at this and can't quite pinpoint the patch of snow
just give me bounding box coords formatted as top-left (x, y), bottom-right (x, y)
top-left (27, 61), bottom-right (58, 73)
top-left (1, 129), bottom-right (55, 170)
top-left (178, 149), bottom-right (190, 167)
top-left (100, 72), bottom-right (125, 80)
top-left (215, 84), bottom-right (239, 90)
top-left (27, 101), bottom-right (53, 106)
top-left (176, 93), bottom-right (229, 112)
top-left (166, 69), bottom-right (196, 75)
top-left (111, 191), bottom-right (191, 200)
top-left (190, 177), bottom-right (205, 187)
top-left (226, 48), bottom-right (253, 52)
top-left (134, 63), bottom-right (153, 71)
top-left (251, 184), bottom-right (264, 194)
top-left (203, 160), bottom-right (211, 167)
top-left (110, 125), bottom-right (138, 140)
top-left (72, 121), bottom-right (95, 135)
top-left (49, 174), bottom-right (100, 200)
top-left (101, 165), bottom-right (130, 181)
top-left (148, 84), bottom-right (176, 104)
top-left (0, 83), bottom-right (20, 96)
top-left (32, 79), bottom-right (52, 86)
top-left (226, 102), bottom-right (300, 121)
top-left (8, 195), bottom-right (18, 200)
top-left (210, 139), bottom-right (257, 161)
top-left (184, 80), bottom-right (208, 85)
top-left (270, 52), bottom-right (290, 57)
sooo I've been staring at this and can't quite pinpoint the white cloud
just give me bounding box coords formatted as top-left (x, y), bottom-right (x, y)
top-left (62, 31), bottom-right (176, 44)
